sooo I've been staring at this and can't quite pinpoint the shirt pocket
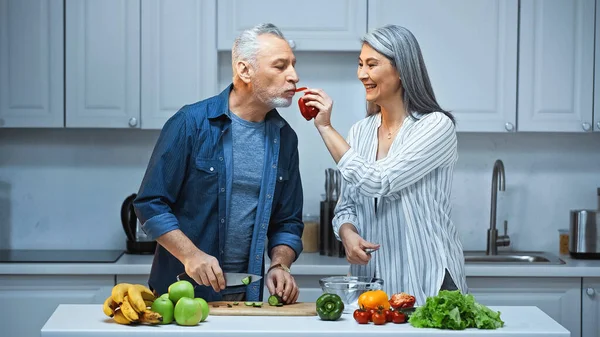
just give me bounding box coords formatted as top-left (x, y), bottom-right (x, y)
top-left (194, 158), bottom-right (220, 195)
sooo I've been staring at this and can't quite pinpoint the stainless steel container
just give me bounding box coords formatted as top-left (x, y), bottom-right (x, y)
top-left (569, 209), bottom-right (600, 259)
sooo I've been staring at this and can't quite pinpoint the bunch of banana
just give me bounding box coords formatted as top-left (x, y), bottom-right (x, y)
top-left (102, 283), bottom-right (162, 325)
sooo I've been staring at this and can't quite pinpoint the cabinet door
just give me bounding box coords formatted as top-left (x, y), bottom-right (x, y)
top-left (582, 278), bottom-right (600, 337)
top-left (518, 0), bottom-right (595, 132)
top-left (369, 0), bottom-right (518, 132)
top-left (0, 0), bottom-right (64, 127)
top-left (217, 0), bottom-right (366, 51)
top-left (468, 277), bottom-right (581, 337)
top-left (65, 0), bottom-right (140, 128)
top-left (0, 275), bottom-right (113, 337)
top-left (141, 0), bottom-right (218, 130)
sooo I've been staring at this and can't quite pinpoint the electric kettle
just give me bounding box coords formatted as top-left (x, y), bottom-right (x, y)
top-left (121, 193), bottom-right (157, 254)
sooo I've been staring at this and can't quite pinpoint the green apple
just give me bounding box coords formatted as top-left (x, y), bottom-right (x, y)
top-left (151, 296), bottom-right (174, 324)
top-left (174, 297), bottom-right (202, 326)
top-left (160, 293), bottom-right (170, 300)
top-left (194, 297), bottom-right (210, 322)
top-left (168, 280), bottom-right (194, 304)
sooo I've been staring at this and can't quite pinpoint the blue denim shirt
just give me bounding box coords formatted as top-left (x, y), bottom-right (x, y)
top-left (133, 84), bottom-right (304, 301)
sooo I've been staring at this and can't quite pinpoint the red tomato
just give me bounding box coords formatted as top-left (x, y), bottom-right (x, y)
top-left (392, 310), bottom-right (406, 324)
top-left (368, 308), bottom-right (377, 322)
top-left (384, 309), bottom-right (393, 322)
top-left (353, 308), bottom-right (370, 324)
top-left (372, 311), bottom-right (387, 325)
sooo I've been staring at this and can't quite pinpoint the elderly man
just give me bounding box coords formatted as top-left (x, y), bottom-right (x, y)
top-left (134, 23), bottom-right (304, 303)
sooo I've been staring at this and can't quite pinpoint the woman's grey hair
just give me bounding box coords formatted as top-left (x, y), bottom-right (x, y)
top-left (232, 23), bottom-right (286, 68)
top-left (361, 25), bottom-right (455, 124)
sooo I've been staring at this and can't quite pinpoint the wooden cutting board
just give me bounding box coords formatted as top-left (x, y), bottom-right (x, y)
top-left (207, 301), bottom-right (317, 316)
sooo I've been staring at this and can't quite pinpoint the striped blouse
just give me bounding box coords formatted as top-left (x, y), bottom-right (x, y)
top-left (332, 111), bottom-right (468, 305)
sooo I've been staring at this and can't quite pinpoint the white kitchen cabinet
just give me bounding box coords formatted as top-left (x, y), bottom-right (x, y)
top-left (468, 277), bottom-right (581, 337)
top-left (0, 0), bottom-right (64, 128)
top-left (141, 0), bottom-right (218, 130)
top-left (368, 0), bottom-right (518, 132)
top-left (518, 0), bottom-right (595, 132)
top-left (0, 275), bottom-right (113, 337)
top-left (217, 0), bottom-right (367, 51)
top-left (65, 0), bottom-right (140, 128)
top-left (582, 278), bottom-right (600, 337)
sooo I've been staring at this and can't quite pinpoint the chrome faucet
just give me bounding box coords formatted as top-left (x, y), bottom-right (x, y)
top-left (487, 159), bottom-right (510, 255)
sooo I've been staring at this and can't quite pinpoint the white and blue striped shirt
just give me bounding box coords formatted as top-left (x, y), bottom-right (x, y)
top-left (333, 111), bottom-right (468, 305)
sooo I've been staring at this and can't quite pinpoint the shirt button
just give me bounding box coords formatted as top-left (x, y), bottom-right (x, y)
top-left (221, 219), bottom-right (225, 223)
top-left (267, 194), bottom-right (271, 199)
top-left (272, 164), bottom-right (276, 169)
top-left (262, 224), bottom-right (266, 229)
top-left (273, 139), bottom-right (278, 144)
top-left (279, 176), bottom-right (283, 181)
top-left (220, 188), bottom-right (225, 192)
top-left (219, 157), bottom-right (223, 161)
top-left (221, 250), bottom-right (224, 255)
top-left (255, 255), bottom-right (260, 261)
top-left (209, 167), bottom-right (214, 172)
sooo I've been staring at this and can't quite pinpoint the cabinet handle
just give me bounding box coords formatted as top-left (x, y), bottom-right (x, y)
top-left (288, 39), bottom-right (296, 50)
top-left (504, 122), bottom-right (514, 132)
top-left (582, 122), bottom-right (592, 131)
top-left (587, 288), bottom-right (595, 296)
top-left (128, 117), bottom-right (138, 127)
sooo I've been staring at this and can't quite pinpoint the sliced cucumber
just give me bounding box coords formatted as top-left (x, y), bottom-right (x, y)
top-left (268, 294), bottom-right (283, 306)
top-left (244, 301), bottom-right (254, 306)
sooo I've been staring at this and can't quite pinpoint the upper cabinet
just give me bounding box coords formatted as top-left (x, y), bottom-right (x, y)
top-left (65, 0), bottom-right (140, 128)
top-left (217, 0), bottom-right (367, 51)
top-left (518, 0), bottom-right (595, 132)
top-left (141, 0), bottom-right (218, 130)
top-left (368, 0), bottom-right (518, 132)
top-left (0, 0), bottom-right (64, 128)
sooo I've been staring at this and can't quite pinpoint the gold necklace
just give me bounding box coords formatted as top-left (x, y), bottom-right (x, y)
top-left (382, 118), bottom-right (401, 139)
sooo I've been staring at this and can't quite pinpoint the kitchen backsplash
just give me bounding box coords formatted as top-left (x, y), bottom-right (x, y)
top-left (1, 52), bottom-right (599, 254)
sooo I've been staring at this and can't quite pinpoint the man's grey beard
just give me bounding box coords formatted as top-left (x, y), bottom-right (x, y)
top-left (268, 97), bottom-right (292, 108)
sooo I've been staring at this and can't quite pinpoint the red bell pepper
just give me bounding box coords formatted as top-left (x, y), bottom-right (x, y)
top-left (295, 87), bottom-right (319, 121)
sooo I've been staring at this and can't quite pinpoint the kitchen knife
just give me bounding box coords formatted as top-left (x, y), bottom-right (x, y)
top-left (176, 272), bottom-right (263, 287)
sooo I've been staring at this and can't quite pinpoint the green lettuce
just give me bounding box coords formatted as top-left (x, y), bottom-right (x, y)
top-left (408, 290), bottom-right (504, 330)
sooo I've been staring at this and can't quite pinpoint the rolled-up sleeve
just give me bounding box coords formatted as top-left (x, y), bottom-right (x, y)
top-left (267, 138), bottom-right (304, 261)
top-left (337, 113), bottom-right (457, 198)
top-left (133, 110), bottom-right (193, 240)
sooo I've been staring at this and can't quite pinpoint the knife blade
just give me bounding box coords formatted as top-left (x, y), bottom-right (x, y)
top-left (176, 272), bottom-right (263, 287)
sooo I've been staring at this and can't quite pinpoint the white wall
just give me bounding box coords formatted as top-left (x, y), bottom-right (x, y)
top-left (1, 52), bottom-right (599, 254)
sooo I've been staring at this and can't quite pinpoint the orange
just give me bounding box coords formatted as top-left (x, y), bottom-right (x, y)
top-left (358, 290), bottom-right (390, 310)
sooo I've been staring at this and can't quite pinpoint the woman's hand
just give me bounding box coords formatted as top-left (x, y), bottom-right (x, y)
top-left (339, 224), bottom-right (380, 265)
top-left (301, 88), bottom-right (333, 131)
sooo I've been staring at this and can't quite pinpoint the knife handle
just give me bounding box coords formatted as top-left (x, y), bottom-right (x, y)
top-left (176, 272), bottom-right (198, 287)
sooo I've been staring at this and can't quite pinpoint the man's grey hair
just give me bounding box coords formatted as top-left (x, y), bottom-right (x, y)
top-left (361, 24), bottom-right (455, 124)
top-left (232, 23), bottom-right (286, 68)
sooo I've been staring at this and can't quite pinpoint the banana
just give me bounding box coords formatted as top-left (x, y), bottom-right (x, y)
top-left (144, 299), bottom-right (154, 307)
top-left (102, 296), bottom-right (118, 317)
top-left (111, 283), bottom-right (132, 305)
top-left (139, 309), bottom-right (163, 325)
top-left (119, 295), bottom-right (140, 322)
top-left (112, 309), bottom-right (133, 325)
top-left (127, 285), bottom-right (148, 313)
top-left (132, 284), bottom-right (156, 302)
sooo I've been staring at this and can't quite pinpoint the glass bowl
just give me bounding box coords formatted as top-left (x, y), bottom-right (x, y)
top-left (319, 276), bottom-right (384, 312)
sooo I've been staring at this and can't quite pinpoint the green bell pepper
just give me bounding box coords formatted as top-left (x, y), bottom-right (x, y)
top-left (316, 293), bottom-right (344, 321)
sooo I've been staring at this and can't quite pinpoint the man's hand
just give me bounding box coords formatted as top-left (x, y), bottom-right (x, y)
top-left (265, 267), bottom-right (299, 304)
top-left (183, 250), bottom-right (226, 292)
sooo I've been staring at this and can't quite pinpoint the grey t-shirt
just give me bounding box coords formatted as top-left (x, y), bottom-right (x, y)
top-left (222, 112), bottom-right (265, 288)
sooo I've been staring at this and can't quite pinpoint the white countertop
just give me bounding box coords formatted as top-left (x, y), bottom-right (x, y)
top-left (2, 251), bottom-right (600, 278)
top-left (41, 304), bottom-right (569, 337)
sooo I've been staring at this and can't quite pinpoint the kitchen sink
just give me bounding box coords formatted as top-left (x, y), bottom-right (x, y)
top-left (463, 251), bottom-right (565, 265)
